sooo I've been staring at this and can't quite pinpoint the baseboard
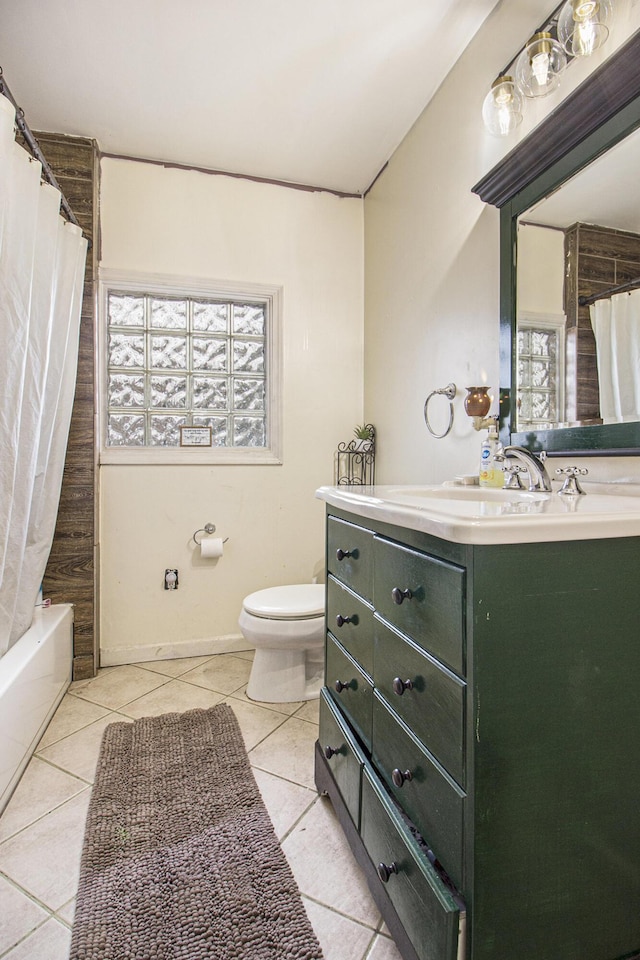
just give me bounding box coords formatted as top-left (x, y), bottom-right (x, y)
top-left (100, 633), bottom-right (253, 667)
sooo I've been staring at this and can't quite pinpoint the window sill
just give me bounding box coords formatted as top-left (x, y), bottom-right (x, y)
top-left (100, 447), bottom-right (282, 466)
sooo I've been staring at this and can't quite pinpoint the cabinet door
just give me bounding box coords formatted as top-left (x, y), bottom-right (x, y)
top-left (326, 634), bottom-right (373, 751)
top-left (374, 536), bottom-right (465, 676)
top-left (327, 575), bottom-right (374, 676)
top-left (327, 516), bottom-right (374, 602)
top-left (372, 693), bottom-right (465, 891)
top-left (361, 767), bottom-right (464, 960)
top-left (318, 690), bottom-right (365, 828)
top-left (374, 616), bottom-right (465, 786)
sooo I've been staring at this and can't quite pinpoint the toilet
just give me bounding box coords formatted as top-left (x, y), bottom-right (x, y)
top-left (239, 583), bottom-right (325, 703)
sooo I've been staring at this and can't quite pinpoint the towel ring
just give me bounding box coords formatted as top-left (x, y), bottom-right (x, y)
top-left (424, 383), bottom-right (456, 439)
top-left (193, 523), bottom-right (229, 545)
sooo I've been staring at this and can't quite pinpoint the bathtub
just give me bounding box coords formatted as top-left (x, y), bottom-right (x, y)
top-left (0, 603), bottom-right (73, 815)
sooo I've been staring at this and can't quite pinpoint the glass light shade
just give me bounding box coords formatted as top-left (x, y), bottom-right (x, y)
top-left (482, 76), bottom-right (523, 136)
top-left (558, 0), bottom-right (612, 57)
top-left (515, 32), bottom-right (567, 98)
top-left (464, 386), bottom-right (492, 418)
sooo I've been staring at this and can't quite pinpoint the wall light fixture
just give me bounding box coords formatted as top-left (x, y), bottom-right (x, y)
top-left (464, 386), bottom-right (495, 431)
top-left (515, 32), bottom-right (567, 98)
top-left (482, 0), bottom-right (614, 137)
top-left (557, 0), bottom-right (613, 57)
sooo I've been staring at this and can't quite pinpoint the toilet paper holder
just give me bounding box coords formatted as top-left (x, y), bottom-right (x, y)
top-left (193, 523), bottom-right (229, 545)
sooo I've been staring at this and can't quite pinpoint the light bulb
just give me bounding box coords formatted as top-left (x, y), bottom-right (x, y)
top-left (531, 50), bottom-right (551, 88)
top-left (482, 76), bottom-right (523, 137)
top-left (515, 33), bottom-right (567, 98)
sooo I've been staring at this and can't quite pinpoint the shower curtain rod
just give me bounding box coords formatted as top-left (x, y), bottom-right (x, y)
top-left (579, 276), bottom-right (640, 307)
top-left (0, 67), bottom-right (80, 228)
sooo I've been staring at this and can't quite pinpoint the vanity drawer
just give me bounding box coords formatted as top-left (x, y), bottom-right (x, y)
top-left (374, 536), bottom-right (465, 676)
top-left (319, 689), bottom-right (365, 828)
top-left (374, 617), bottom-right (465, 787)
top-left (327, 516), bottom-right (374, 603)
top-left (361, 767), bottom-right (464, 960)
top-left (327, 575), bottom-right (374, 676)
top-left (372, 692), bottom-right (465, 890)
top-left (326, 634), bottom-right (373, 751)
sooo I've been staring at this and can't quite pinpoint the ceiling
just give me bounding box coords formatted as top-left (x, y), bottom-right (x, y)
top-left (0, 0), bottom-right (500, 195)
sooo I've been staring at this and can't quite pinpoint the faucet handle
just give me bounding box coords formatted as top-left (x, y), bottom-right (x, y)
top-left (503, 463), bottom-right (525, 489)
top-left (556, 466), bottom-right (588, 496)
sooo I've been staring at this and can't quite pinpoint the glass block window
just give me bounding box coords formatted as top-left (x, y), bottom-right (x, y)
top-left (516, 315), bottom-right (565, 430)
top-left (100, 274), bottom-right (281, 462)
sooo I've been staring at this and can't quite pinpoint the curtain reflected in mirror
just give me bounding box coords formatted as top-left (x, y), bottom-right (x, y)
top-left (590, 290), bottom-right (640, 421)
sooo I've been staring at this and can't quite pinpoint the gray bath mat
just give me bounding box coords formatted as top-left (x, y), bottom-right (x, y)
top-left (70, 704), bottom-right (323, 959)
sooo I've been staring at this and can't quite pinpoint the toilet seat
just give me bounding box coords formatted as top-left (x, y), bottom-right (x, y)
top-left (243, 584), bottom-right (324, 620)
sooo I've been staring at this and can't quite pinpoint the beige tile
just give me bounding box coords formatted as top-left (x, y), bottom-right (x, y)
top-left (38, 694), bottom-right (109, 749)
top-left (3, 917), bottom-right (72, 960)
top-left (0, 790), bottom-right (91, 910)
top-left (133, 655), bottom-right (214, 678)
top-left (282, 796), bottom-right (380, 928)
top-left (232, 649), bottom-right (255, 661)
top-left (70, 664), bottom-right (168, 710)
top-left (252, 768), bottom-right (316, 839)
top-left (180, 654), bottom-right (252, 695)
top-left (56, 897), bottom-right (76, 925)
top-left (248, 715), bottom-right (319, 789)
top-left (366, 933), bottom-right (404, 960)
top-left (0, 876), bottom-right (48, 955)
top-left (0, 757), bottom-right (86, 841)
top-left (222, 697), bottom-right (288, 751)
top-left (118, 678), bottom-right (225, 718)
top-left (303, 896), bottom-right (375, 960)
top-left (232, 684), bottom-right (305, 716)
top-left (294, 699), bottom-right (320, 724)
top-left (37, 713), bottom-right (132, 783)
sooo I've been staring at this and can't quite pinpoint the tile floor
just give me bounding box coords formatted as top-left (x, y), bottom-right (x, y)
top-left (0, 652), bottom-right (402, 960)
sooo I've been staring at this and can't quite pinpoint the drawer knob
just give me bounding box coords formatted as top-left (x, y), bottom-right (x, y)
top-left (391, 586), bottom-right (413, 605)
top-left (377, 861), bottom-right (399, 883)
top-left (392, 677), bottom-right (414, 696)
top-left (334, 679), bottom-right (353, 693)
top-left (324, 745), bottom-right (340, 760)
top-left (335, 613), bottom-right (357, 628)
top-left (392, 767), bottom-right (413, 788)
top-left (336, 548), bottom-right (354, 561)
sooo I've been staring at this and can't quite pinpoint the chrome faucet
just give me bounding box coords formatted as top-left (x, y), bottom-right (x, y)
top-left (501, 445), bottom-right (553, 492)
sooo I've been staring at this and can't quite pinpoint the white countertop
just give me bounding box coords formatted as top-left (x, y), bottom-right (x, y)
top-left (316, 483), bottom-right (640, 545)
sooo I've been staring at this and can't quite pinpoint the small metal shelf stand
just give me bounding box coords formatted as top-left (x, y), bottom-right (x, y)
top-left (334, 425), bottom-right (375, 486)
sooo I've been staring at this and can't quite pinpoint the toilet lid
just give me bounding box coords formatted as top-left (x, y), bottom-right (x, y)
top-left (243, 584), bottom-right (325, 620)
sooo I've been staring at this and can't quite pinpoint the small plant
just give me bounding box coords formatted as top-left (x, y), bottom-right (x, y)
top-left (353, 424), bottom-right (374, 441)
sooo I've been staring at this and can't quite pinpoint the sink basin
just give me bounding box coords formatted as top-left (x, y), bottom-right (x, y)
top-left (316, 482), bottom-right (640, 545)
top-left (388, 485), bottom-right (547, 503)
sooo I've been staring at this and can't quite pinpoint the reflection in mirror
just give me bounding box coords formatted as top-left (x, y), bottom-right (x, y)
top-left (515, 126), bottom-right (640, 432)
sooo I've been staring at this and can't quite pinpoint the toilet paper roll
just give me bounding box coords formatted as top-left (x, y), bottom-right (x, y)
top-left (200, 537), bottom-right (224, 559)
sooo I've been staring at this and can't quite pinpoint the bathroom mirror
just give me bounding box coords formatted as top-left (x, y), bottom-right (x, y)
top-left (473, 29), bottom-right (640, 454)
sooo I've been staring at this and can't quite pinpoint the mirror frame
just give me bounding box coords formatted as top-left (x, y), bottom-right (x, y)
top-left (473, 29), bottom-right (640, 455)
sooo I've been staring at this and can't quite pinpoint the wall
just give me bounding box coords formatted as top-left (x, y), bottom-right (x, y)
top-left (37, 133), bottom-right (98, 681)
top-left (364, 1), bottom-right (640, 488)
top-left (99, 158), bottom-right (363, 664)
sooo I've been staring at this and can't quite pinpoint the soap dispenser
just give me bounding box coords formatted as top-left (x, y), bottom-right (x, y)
top-left (479, 419), bottom-right (505, 488)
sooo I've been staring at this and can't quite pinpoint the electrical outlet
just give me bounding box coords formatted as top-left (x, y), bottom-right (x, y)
top-left (164, 569), bottom-right (179, 590)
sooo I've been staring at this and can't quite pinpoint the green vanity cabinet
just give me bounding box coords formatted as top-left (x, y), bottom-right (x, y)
top-left (315, 504), bottom-right (640, 960)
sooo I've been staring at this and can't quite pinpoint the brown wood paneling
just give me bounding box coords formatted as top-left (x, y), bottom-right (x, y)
top-left (37, 132), bottom-right (98, 680)
top-left (564, 222), bottom-right (640, 424)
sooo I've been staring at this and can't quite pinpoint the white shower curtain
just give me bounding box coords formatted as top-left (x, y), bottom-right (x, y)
top-left (0, 93), bottom-right (88, 656)
top-left (590, 289), bottom-right (640, 422)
